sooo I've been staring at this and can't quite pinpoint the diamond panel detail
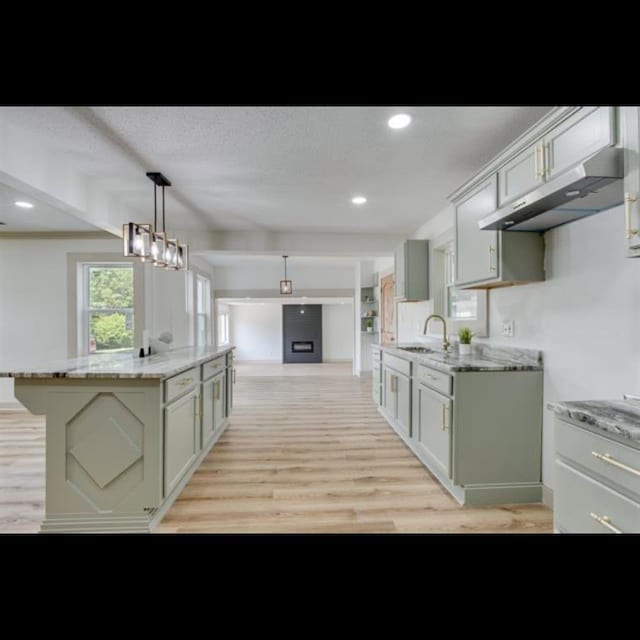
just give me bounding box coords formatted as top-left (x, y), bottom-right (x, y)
top-left (69, 397), bottom-right (143, 489)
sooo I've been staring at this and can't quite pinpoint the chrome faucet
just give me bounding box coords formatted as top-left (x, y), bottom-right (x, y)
top-left (424, 314), bottom-right (451, 352)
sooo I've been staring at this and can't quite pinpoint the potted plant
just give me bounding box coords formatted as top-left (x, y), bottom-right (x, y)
top-left (458, 327), bottom-right (474, 355)
top-left (365, 318), bottom-right (374, 333)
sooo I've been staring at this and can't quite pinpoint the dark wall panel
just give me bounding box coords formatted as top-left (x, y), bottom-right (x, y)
top-left (282, 305), bottom-right (322, 363)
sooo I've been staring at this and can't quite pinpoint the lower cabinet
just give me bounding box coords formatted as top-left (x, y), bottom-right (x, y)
top-left (413, 382), bottom-right (451, 478)
top-left (164, 388), bottom-right (200, 497)
top-left (554, 417), bottom-right (640, 533)
top-left (202, 371), bottom-right (227, 447)
top-left (376, 348), bottom-right (543, 505)
top-left (382, 365), bottom-right (411, 437)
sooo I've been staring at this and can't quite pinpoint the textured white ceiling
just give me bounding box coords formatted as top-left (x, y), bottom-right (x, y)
top-left (0, 106), bottom-right (553, 235)
top-left (0, 182), bottom-right (99, 232)
top-left (202, 253), bottom-right (364, 267)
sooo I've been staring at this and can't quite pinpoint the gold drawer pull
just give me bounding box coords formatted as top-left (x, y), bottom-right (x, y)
top-left (589, 512), bottom-right (622, 534)
top-left (625, 192), bottom-right (638, 239)
top-left (441, 404), bottom-right (449, 431)
top-left (177, 377), bottom-right (194, 386)
top-left (591, 451), bottom-right (640, 477)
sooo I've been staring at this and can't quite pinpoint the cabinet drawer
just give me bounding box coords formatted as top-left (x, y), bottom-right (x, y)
top-left (416, 365), bottom-right (452, 396)
top-left (382, 353), bottom-right (411, 377)
top-left (202, 357), bottom-right (226, 381)
top-left (555, 460), bottom-right (640, 533)
top-left (164, 367), bottom-right (199, 404)
top-left (556, 418), bottom-right (640, 500)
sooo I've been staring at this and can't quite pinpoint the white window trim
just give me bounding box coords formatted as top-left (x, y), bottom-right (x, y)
top-left (429, 230), bottom-right (488, 339)
top-left (67, 253), bottom-right (145, 358)
top-left (217, 303), bottom-right (230, 347)
top-left (195, 273), bottom-right (212, 347)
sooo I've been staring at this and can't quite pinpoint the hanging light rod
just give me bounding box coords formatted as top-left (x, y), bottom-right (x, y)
top-left (146, 172), bottom-right (172, 187)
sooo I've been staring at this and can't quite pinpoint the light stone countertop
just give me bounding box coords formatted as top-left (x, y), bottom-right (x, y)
top-left (547, 399), bottom-right (640, 444)
top-left (373, 342), bottom-right (543, 374)
top-left (0, 345), bottom-right (235, 380)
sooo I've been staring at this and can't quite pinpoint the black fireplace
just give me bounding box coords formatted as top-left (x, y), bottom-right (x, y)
top-left (283, 305), bottom-right (322, 363)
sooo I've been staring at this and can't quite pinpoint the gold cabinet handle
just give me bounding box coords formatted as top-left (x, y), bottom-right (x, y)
top-left (543, 142), bottom-right (551, 178)
top-left (193, 394), bottom-right (200, 418)
top-left (441, 404), bottom-right (449, 431)
top-left (215, 380), bottom-right (220, 400)
top-left (489, 245), bottom-right (497, 272)
top-left (535, 143), bottom-right (544, 179)
top-left (177, 377), bottom-right (194, 387)
top-left (232, 368), bottom-right (236, 384)
top-left (624, 192), bottom-right (638, 239)
top-left (589, 512), bottom-right (622, 534)
top-left (592, 450), bottom-right (640, 477)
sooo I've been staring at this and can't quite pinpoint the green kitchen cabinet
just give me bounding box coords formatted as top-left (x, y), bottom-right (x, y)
top-left (394, 239), bottom-right (429, 301)
top-left (454, 173), bottom-right (545, 289)
top-left (413, 382), bottom-right (451, 479)
top-left (164, 388), bottom-right (200, 497)
top-left (382, 364), bottom-right (411, 438)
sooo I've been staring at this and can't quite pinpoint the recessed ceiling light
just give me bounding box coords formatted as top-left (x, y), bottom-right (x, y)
top-left (388, 114), bottom-right (412, 129)
top-left (14, 201), bottom-right (34, 209)
top-left (351, 196), bottom-right (367, 205)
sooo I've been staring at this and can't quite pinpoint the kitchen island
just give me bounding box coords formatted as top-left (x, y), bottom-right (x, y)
top-left (0, 346), bottom-right (235, 533)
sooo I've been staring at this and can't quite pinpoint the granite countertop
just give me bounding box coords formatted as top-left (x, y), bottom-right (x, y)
top-left (547, 399), bottom-right (640, 444)
top-left (0, 345), bottom-right (235, 380)
top-left (375, 343), bottom-right (543, 374)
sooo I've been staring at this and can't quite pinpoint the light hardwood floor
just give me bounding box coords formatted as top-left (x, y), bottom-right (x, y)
top-left (0, 363), bottom-right (552, 533)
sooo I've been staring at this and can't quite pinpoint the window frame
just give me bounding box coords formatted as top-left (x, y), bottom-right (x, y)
top-left (195, 273), bottom-right (212, 347)
top-left (430, 231), bottom-right (488, 339)
top-left (67, 253), bottom-right (145, 358)
top-left (82, 262), bottom-right (136, 355)
top-left (217, 303), bottom-right (230, 347)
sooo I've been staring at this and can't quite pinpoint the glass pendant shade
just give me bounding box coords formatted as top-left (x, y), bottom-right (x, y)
top-left (177, 244), bottom-right (189, 271)
top-left (151, 231), bottom-right (168, 267)
top-left (123, 223), bottom-right (152, 258)
top-left (280, 279), bottom-right (293, 295)
top-left (280, 255), bottom-right (292, 294)
top-left (165, 239), bottom-right (179, 270)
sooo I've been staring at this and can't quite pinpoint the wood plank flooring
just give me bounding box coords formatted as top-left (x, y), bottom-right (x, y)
top-left (157, 363), bottom-right (552, 533)
top-left (0, 363), bottom-right (552, 533)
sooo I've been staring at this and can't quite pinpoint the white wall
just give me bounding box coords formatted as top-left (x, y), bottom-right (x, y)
top-left (323, 304), bottom-right (354, 361)
top-left (214, 263), bottom-right (356, 291)
top-left (229, 302), bottom-right (354, 362)
top-left (230, 304), bottom-right (282, 361)
top-left (397, 300), bottom-right (434, 343)
top-left (0, 237), bottom-right (214, 407)
top-left (407, 203), bottom-right (640, 490)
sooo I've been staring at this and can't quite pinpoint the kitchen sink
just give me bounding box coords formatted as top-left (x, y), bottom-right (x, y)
top-left (398, 346), bottom-right (435, 354)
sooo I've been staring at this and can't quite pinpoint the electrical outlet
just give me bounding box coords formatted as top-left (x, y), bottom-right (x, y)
top-left (502, 320), bottom-right (515, 337)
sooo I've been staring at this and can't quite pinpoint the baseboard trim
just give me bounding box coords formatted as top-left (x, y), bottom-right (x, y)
top-left (542, 485), bottom-right (554, 509)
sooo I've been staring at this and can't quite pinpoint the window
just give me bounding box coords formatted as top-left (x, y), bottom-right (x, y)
top-left (196, 275), bottom-right (211, 347)
top-left (218, 303), bottom-right (229, 346)
top-left (84, 264), bottom-right (134, 354)
top-left (444, 244), bottom-right (478, 321)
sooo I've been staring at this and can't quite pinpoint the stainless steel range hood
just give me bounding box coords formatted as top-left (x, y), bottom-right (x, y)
top-left (478, 147), bottom-right (624, 232)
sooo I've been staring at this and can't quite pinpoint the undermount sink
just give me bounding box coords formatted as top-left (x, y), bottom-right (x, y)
top-left (398, 346), bottom-right (435, 354)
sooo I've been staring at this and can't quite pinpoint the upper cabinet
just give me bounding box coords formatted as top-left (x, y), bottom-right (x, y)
top-left (451, 106), bottom-right (618, 286)
top-left (498, 107), bottom-right (615, 208)
top-left (621, 107), bottom-right (640, 256)
top-left (394, 239), bottom-right (429, 300)
top-left (455, 174), bottom-right (545, 289)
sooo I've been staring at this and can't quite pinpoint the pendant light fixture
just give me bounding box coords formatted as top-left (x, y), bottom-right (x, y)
top-left (123, 172), bottom-right (189, 271)
top-left (280, 255), bottom-right (292, 295)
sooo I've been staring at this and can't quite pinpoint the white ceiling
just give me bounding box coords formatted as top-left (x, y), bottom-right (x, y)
top-left (0, 182), bottom-right (99, 232)
top-left (0, 106), bottom-right (552, 236)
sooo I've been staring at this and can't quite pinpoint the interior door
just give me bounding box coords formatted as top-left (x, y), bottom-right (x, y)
top-left (381, 273), bottom-right (395, 344)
